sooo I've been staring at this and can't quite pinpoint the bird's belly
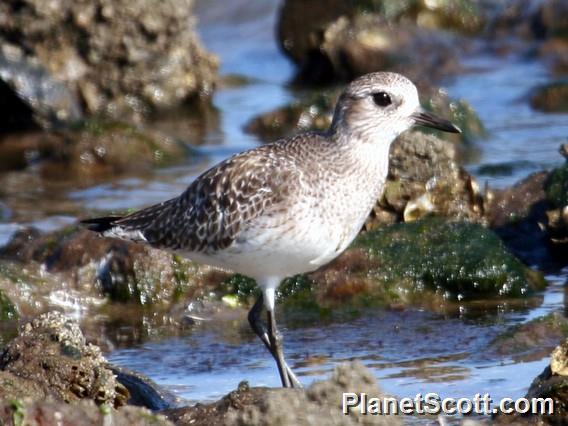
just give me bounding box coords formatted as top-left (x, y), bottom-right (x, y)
top-left (179, 215), bottom-right (345, 279)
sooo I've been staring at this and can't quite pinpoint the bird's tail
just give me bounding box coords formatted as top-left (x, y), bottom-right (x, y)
top-left (80, 216), bottom-right (123, 233)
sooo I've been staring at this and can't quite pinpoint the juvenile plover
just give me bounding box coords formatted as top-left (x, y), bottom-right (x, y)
top-left (83, 72), bottom-right (460, 388)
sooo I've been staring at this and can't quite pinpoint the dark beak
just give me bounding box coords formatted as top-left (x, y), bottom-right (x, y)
top-left (412, 109), bottom-right (461, 134)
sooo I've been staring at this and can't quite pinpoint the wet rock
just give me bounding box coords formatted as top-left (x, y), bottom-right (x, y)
top-left (0, 399), bottom-right (174, 426)
top-left (162, 361), bottom-right (401, 426)
top-left (0, 288), bottom-right (17, 321)
top-left (494, 335), bottom-right (568, 424)
top-left (0, 226), bottom-right (208, 307)
top-left (245, 92), bottom-right (335, 143)
top-left (530, 80), bottom-right (568, 112)
top-left (486, 171), bottom-right (553, 267)
top-left (0, 0), bottom-right (218, 129)
top-left (490, 312), bottom-right (568, 362)
top-left (278, 1), bottom-right (469, 84)
top-left (0, 120), bottom-right (194, 177)
top-left (326, 217), bottom-right (545, 305)
top-left (110, 365), bottom-right (177, 410)
top-left (0, 312), bottom-right (129, 406)
top-left (544, 147), bottom-right (568, 255)
top-left (489, 0), bottom-right (568, 75)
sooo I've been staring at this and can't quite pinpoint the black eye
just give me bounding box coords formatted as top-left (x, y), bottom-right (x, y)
top-left (372, 91), bottom-right (392, 107)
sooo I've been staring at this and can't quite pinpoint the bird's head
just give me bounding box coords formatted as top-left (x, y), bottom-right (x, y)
top-left (330, 72), bottom-right (461, 143)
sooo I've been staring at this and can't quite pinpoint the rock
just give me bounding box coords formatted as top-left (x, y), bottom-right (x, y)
top-left (0, 312), bottom-right (129, 406)
top-left (110, 365), bottom-right (177, 410)
top-left (490, 312), bottom-right (568, 362)
top-left (0, 400), bottom-right (174, 426)
top-left (486, 171), bottom-right (553, 267)
top-left (551, 339), bottom-right (568, 376)
top-left (494, 335), bottom-right (568, 424)
top-left (0, 288), bottom-right (17, 321)
top-left (162, 361), bottom-right (401, 426)
top-left (365, 132), bottom-right (485, 230)
top-left (354, 217), bottom-right (545, 301)
top-left (0, 226), bottom-right (211, 307)
top-left (530, 80), bottom-right (568, 112)
top-left (544, 149), bottom-right (568, 255)
top-left (277, 1), bottom-right (467, 84)
top-left (245, 92), bottom-right (335, 143)
top-left (0, 0), bottom-right (218, 129)
top-left (0, 120), bottom-right (194, 176)
top-left (0, 49), bottom-right (82, 132)
top-left (489, 0), bottom-right (568, 75)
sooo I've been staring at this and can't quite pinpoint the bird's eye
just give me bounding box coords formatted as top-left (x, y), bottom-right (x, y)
top-left (372, 91), bottom-right (392, 107)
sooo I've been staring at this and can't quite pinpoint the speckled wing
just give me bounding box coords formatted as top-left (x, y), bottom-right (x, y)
top-left (108, 144), bottom-right (301, 253)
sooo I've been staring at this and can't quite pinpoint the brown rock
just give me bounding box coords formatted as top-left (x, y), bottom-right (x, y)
top-left (0, 312), bottom-right (129, 407)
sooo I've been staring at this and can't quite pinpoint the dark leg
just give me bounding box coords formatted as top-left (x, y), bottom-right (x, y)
top-left (247, 295), bottom-right (302, 388)
top-left (267, 309), bottom-right (290, 387)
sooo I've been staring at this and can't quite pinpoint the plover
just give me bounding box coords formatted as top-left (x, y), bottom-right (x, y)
top-left (83, 72), bottom-right (460, 388)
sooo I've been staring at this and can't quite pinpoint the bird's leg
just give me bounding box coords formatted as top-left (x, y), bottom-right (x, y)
top-left (247, 295), bottom-right (302, 388)
top-left (266, 309), bottom-right (290, 388)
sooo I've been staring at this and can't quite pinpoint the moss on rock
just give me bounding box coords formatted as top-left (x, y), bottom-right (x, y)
top-left (355, 216), bottom-right (546, 299)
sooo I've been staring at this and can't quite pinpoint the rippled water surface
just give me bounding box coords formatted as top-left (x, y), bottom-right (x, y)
top-left (2, 0), bottom-right (568, 419)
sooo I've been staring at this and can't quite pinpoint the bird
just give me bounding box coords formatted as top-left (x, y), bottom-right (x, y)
top-left (82, 72), bottom-right (460, 388)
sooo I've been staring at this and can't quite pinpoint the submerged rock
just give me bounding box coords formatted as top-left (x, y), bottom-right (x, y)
top-left (0, 120), bottom-right (194, 177)
top-left (0, 312), bottom-right (129, 406)
top-left (530, 80), bottom-right (568, 112)
top-left (162, 362), bottom-right (401, 426)
top-left (490, 312), bottom-right (568, 362)
top-left (0, 0), bottom-right (218, 129)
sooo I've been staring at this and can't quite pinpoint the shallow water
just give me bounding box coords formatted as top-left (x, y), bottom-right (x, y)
top-left (2, 0), bottom-right (568, 420)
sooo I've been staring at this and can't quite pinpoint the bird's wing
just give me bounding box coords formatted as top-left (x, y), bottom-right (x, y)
top-left (88, 143), bottom-right (302, 253)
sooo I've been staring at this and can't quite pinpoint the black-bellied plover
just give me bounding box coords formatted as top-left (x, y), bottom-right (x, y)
top-left (83, 72), bottom-right (460, 388)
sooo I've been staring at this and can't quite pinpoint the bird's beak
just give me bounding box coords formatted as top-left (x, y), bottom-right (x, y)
top-left (411, 109), bottom-right (461, 133)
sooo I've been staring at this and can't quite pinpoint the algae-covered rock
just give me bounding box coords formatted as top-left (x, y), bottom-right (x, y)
top-left (530, 80), bottom-right (568, 113)
top-left (0, 226), bottom-right (206, 307)
top-left (0, 288), bottom-right (17, 321)
top-left (356, 217), bottom-right (545, 300)
top-left (0, 312), bottom-right (129, 407)
top-left (162, 362), bottom-right (401, 426)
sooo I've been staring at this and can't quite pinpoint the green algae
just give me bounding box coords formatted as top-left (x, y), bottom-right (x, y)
top-left (546, 160), bottom-right (568, 208)
top-left (355, 216), bottom-right (546, 300)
